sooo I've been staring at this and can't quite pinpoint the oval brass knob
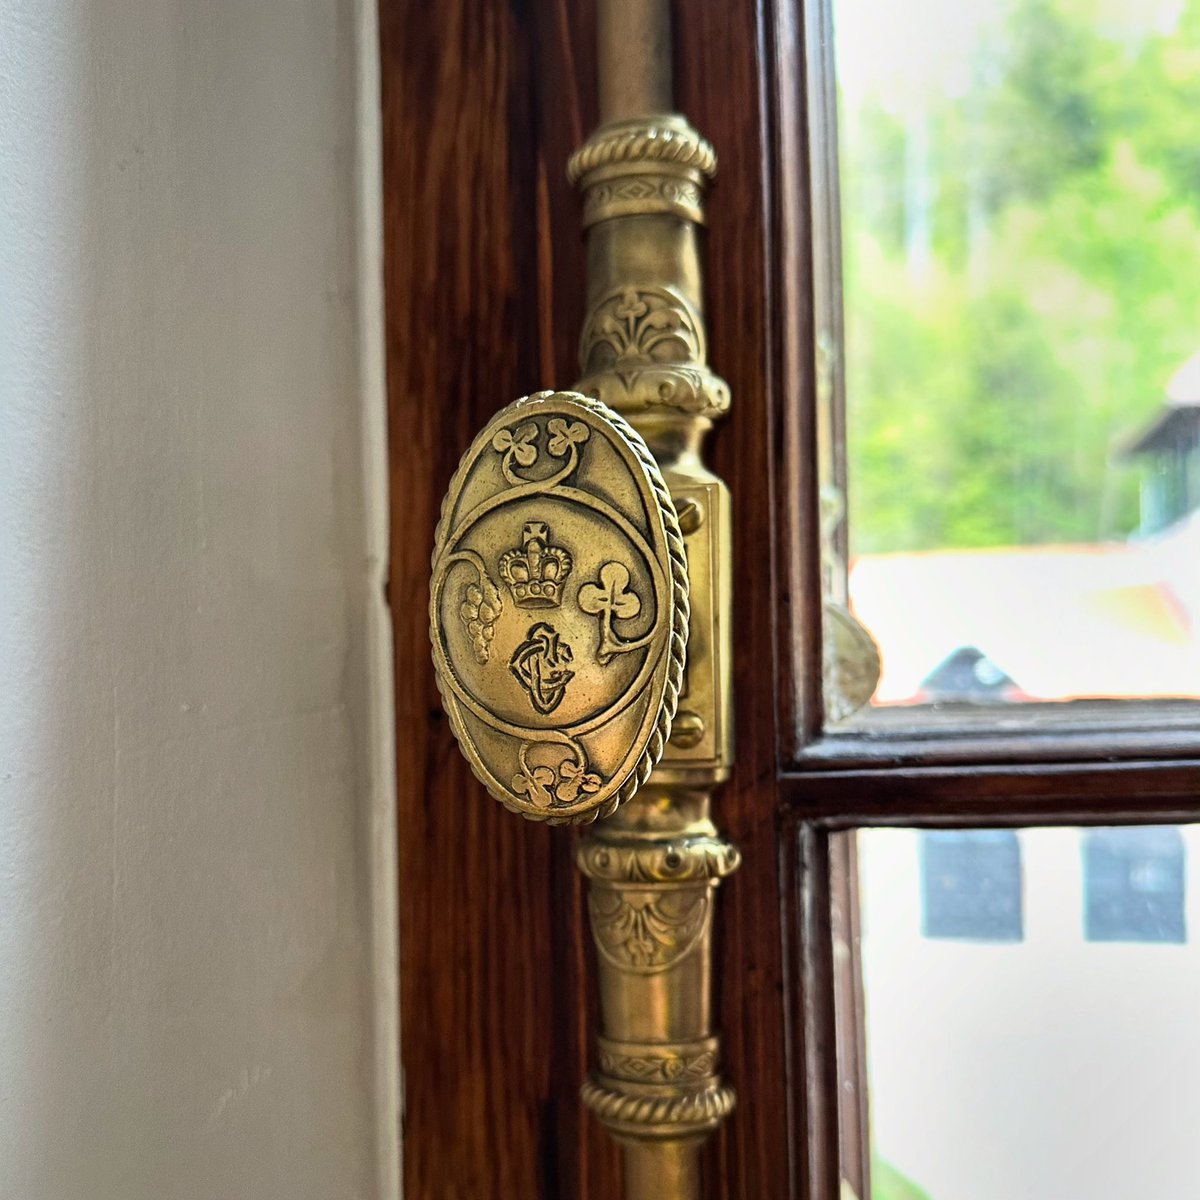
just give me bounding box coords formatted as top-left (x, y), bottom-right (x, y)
top-left (430, 391), bottom-right (688, 824)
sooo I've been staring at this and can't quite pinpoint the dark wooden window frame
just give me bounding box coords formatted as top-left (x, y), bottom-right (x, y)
top-left (383, 1), bottom-right (1200, 1198)
top-left (776, 1), bottom-right (1200, 1195)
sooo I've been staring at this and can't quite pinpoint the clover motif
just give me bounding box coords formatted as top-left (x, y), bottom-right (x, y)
top-left (546, 417), bottom-right (589, 457)
top-left (491, 421), bottom-right (539, 467)
top-left (512, 762), bottom-right (556, 808)
top-left (578, 561), bottom-right (642, 622)
top-left (556, 760), bottom-right (601, 804)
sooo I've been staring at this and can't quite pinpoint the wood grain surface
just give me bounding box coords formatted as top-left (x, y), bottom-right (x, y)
top-left (381, 1), bottom-right (617, 1196)
top-left (380, 1), bottom-right (799, 1196)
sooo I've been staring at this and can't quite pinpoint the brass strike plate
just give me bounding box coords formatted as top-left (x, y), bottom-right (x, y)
top-left (430, 391), bottom-right (688, 824)
top-left (660, 479), bottom-right (732, 774)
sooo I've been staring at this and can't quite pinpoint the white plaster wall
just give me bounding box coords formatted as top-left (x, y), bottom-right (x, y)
top-left (0, 3), bottom-right (399, 1198)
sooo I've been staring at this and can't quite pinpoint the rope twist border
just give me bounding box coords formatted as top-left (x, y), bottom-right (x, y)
top-left (581, 1075), bottom-right (736, 1135)
top-left (567, 118), bottom-right (717, 186)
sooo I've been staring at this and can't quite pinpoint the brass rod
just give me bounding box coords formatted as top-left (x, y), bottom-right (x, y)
top-left (622, 1139), bottom-right (702, 1199)
top-left (571, 5), bottom-right (738, 1197)
top-left (597, 0), bottom-right (674, 121)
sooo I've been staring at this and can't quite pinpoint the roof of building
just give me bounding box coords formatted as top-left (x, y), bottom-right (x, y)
top-left (1120, 349), bottom-right (1200, 456)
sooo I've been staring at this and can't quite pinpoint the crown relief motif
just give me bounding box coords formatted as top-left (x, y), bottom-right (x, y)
top-left (499, 522), bottom-right (573, 609)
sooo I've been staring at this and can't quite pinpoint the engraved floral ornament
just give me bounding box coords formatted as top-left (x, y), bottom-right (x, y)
top-left (583, 288), bottom-right (700, 382)
top-left (597, 1044), bottom-right (718, 1084)
top-left (490, 420), bottom-right (540, 482)
top-left (546, 416), bottom-right (589, 456)
top-left (578, 284), bottom-right (729, 416)
top-left (589, 887), bottom-right (710, 973)
top-left (491, 415), bottom-right (591, 484)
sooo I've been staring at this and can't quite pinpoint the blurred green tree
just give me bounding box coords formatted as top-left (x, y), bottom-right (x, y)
top-left (870, 1156), bottom-right (935, 1200)
top-left (842, 0), bottom-right (1200, 553)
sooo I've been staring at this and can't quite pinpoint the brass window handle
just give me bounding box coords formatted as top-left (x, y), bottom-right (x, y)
top-left (429, 4), bottom-right (737, 1196)
top-left (429, 389), bottom-right (689, 825)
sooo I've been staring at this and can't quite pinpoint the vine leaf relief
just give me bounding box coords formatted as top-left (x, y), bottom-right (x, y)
top-left (578, 561), bottom-right (645, 665)
top-left (509, 621), bottom-right (575, 714)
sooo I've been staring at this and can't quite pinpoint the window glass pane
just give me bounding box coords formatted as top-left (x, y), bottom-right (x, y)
top-left (857, 825), bottom-right (1200, 1200)
top-left (830, 0), bottom-right (1200, 707)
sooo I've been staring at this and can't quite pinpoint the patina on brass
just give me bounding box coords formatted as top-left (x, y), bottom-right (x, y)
top-left (429, 1), bottom-right (738, 1195)
top-left (430, 391), bottom-right (688, 825)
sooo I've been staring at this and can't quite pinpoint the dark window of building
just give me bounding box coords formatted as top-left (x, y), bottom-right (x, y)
top-left (921, 830), bottom-right (1023, 942)
top-left (1084, 826), bottom-right (1186, 944)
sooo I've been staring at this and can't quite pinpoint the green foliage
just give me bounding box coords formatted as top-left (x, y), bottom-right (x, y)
top-left (843, 0), bottom-right (1200, 553)
top-left (871, 1157), bottom-right (935, 1200)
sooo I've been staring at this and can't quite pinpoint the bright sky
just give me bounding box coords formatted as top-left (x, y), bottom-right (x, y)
top-left (832, 0), bottom-right (1186, 109)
